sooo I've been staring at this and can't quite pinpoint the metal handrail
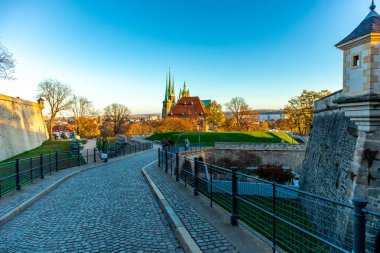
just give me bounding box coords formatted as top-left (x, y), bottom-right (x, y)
top-left (158, 148), bottom-right (380, 253)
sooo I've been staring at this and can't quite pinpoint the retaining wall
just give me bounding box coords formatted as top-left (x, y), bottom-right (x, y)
top-left (0, 94), bottom-right (48, 161)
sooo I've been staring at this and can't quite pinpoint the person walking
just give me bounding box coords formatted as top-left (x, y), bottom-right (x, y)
top-left (184, 139), bottom-right (190, 152)
top-left (101, 139), bottom-right (109, 162)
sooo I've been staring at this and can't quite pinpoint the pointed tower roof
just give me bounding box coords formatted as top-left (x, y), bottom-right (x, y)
top-left (336, 1), bottom-right (380, 48)
top-left (164, 74), bottom-right (169, 102)
top-left (170, 76), bottom-right (175, 96)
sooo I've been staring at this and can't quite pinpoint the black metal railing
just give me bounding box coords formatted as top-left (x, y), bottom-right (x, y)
top-left (157, 148), bottom-right (380, 253)
top-left (0, 142), bottom-right (153, 198)
top-left (158, 142), bottom-right (212, 155)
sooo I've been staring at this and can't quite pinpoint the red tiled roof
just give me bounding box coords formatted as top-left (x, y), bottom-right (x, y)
top-left (169, 97), bottom-right (206, 117)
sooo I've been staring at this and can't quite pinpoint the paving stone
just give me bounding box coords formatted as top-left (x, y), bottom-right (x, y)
top-left (0, 151), bottom-right (183, 252)
top-left (145, 163), bottom-right (238, 252)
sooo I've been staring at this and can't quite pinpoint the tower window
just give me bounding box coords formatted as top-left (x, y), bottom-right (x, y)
top-left (352, 54), bottom-right (360, 67)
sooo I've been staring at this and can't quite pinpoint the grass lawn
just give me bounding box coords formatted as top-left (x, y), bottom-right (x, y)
top-left (147, 131), bottom-right (298, 145)
top-left (0, 140), bottom-right (72, 163)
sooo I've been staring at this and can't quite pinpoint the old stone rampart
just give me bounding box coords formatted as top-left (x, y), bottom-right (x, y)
top-left (300, 90), bottom-right (380, 250)
top-left (0, 94), bottom-right (48, 161)
top-left (214, 142), bottom-right (306, 151)
top-left (189, 143), bottom-right (306, 174)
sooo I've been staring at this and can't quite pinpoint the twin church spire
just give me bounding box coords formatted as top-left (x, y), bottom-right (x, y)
top-left (165, 69), bottom-right (175, 102)
top-left (163, 69), bottom-right (190, 102)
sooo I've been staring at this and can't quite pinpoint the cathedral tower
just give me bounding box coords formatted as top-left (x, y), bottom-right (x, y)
top-left (162, 70), bottom-right (176, 119)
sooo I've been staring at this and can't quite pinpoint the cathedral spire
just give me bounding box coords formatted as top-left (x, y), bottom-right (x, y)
top-left (164, 74), bottom-right (168, 101)
top-left (371, 0), bottom-right (376, 11)
top-left (171, 76), bottom-right (175, 96)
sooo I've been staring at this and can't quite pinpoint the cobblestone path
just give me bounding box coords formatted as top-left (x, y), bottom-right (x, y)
top-left (0, 151), bottom-right (183, 252)
top-left (145, 164), bottom-right (238, 253)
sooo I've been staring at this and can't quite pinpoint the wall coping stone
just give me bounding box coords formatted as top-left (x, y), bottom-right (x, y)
top-left (214, 142), bottom-right (306, 151)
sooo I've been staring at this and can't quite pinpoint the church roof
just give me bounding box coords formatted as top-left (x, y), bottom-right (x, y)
top-left (169, 97), bottom-right (207, 117)
top-left (336, 2), bottom-right (380, 47)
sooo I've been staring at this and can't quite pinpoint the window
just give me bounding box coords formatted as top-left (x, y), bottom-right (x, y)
top-left (352, 54), bottom-right (360, 67)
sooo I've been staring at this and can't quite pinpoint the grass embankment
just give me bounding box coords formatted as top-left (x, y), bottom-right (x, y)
top-left (1, 140), bottom-right (71, 163)
top-left (147, 131), bottom-right (297, 145)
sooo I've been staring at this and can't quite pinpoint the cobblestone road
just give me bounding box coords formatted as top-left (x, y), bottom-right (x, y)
top-left (0, 151), bottom-right (183, 252)
top-left (145, 164), bottom-right (238, 253)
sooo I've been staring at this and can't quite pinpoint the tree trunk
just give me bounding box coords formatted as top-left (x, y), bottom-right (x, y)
top-left (49, 116), bottom-right (55, 140)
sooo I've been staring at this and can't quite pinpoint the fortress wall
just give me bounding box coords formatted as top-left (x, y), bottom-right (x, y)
top-left (301, 90), bottom-right (380, 210)
top-left (187, 145), bottom-right (306, 174)
top-left (300, 91), bottom-right (380, 250)
top-left (0, 94), bottom-right (48, 161)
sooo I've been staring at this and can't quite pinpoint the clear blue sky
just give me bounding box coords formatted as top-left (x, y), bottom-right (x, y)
top-left (0, 0), bottom-right (374, 114)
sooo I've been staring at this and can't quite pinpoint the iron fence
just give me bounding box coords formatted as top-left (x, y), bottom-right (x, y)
top-left (157, 148), bottom-right (380, 253)
top-left (0, 142), bottom-right (153, 198)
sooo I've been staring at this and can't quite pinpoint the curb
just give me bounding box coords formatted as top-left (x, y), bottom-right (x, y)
top-left (142, 162), bottom-right (202, 253)
top-left (0, 149), bottom-right (153, 227)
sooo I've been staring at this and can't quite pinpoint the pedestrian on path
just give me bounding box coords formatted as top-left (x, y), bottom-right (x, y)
top-left (184, 139), bottom-right (190, 152)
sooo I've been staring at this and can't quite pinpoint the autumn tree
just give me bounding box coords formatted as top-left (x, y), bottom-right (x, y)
top-left (157, 118), bottom-right (194, 133)
top-left (0, 42), bottom-right (16, 80)
top-left (225, 97), bottom-right (251, 130)
top-left (126, 122), bottom-right (153, 136)
top-left (204, 100), bottom-right (225, 130)
top-left (80, 117), bottom-right (100, 138)
top-left (284, 89), bottom-right (331, 135)
top-left (70, 96), bottom-right (95, 136)
top-left (37, 79), bottom-right (73, 139)
top-left (104, 103), bottom-right (131, 136)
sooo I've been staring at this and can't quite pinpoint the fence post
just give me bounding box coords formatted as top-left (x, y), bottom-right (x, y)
top-left (158, 148), bottom-right (161, 167)
top-left (55, 151), bottom-right (58, 171)
top-left (15, 159), bottom-right (21, 190)
top-left (170, 153), bottom-right (173, 176)
top-left (165, 150), bottom-right (168, 173)
top-left (175, 153), bottom-right (179, 182)
top-left (49, 154), bottom-right (52, 174)
top-left (193, 157), bottom-right (199, 196)
top-left (77, 149), bottom-right (81, 166)
top-left (40, 154), bottom-right (44, 179)
top-left (30, 157), bottom-right (33, 183)
top-left (94, 148), bottom-right (97, 163)
top-left (210, 165), bottom-right (213, 207)
top-left (231, 167), bottom-right (238, 225)
top-left (352, 198), bottom-right (368, 253)
top-left (272, 183), bottom-right (277, 251)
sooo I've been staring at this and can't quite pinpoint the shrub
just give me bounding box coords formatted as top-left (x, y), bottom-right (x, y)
top-left (215, 156), bottom-right (242, 168)
top-left (255, 165), bottom-right (293, 184)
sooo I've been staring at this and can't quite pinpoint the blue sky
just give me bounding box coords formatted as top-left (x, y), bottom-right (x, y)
top-left (0, 0), bottom-right (374, 114)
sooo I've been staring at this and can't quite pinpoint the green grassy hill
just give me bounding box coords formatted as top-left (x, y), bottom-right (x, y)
top-left (0, 140), bottom-right (72, 163)
top-left (147, 131), bottom-right (297, 145)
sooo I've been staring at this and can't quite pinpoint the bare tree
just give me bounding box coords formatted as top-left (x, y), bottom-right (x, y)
top-left (225, 97), bottom-right (251, 130)
top-left (0, 42), bottom-right (16, 80)
top-left (104, 103), bottom-right (131, 136)
top-left (37, 79), bottom-right (73, 139)
top-left (70, 95), bottom-right (95, 136)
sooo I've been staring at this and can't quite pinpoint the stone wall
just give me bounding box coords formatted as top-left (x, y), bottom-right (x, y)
top-left (214, 142), bottom-right (306, 151)
top-left (301, 90), bottom-right (380, 209)
top-left (300, 91), bottom-right (380, 251)
top-left (189, 143), bottom-right (306, 174)
top-left (0, 94), bottom-right (48, 161)
top-left (300, 93), bottom-right (358, 201)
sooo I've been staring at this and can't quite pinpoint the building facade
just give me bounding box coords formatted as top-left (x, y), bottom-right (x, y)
top-left (162, 71), bottom-right (209, 120)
